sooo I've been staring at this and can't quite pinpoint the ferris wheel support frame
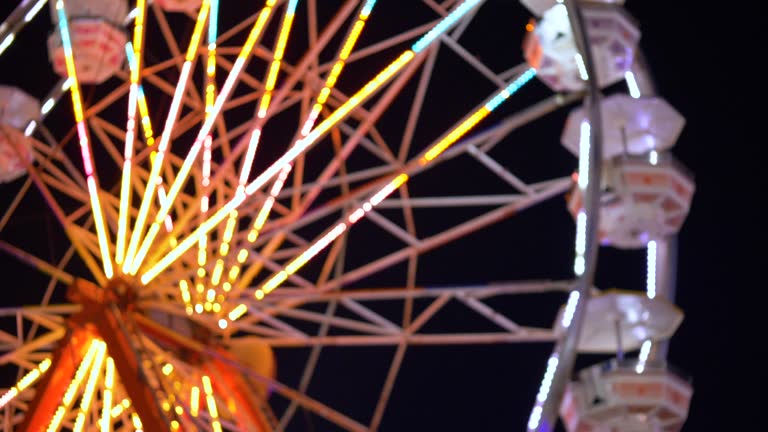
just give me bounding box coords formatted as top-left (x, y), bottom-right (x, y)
top-left (530, 0), bottom-right (604, 430)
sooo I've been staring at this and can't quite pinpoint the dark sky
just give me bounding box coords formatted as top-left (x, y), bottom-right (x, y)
top-left (0, 1), bottom-right (760, 431)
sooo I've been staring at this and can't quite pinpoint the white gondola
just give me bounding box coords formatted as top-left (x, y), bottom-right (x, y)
top-left (0, 86), bottom-right (40, 183)
top-left (47, 0), bottom-right (128, 84)
top-left (567, 154), bottom-right (695, 249)
top-left (523, 2), bottom-right (639, 91)
top-left (520, 0), bottom-right (627, 18)
top-left (554, 289), bottom-right (684, 353)
top-left (561, 358), bottom-right (693, 431)
top-left (561, 94), bottom-right (686, 160)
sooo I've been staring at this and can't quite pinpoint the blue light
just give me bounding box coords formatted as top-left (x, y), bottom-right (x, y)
top-left (484, 68), bottom-right (536, 111)
top-left (361, 0), bottom-right (378, 17)
top-left (56, 2), bottom-right (74, 60)
top-left (209, 0), bottom-right (219, 44)
top-left (125, 42), bottom-right (137, 70)
top-left (411, 0), bottom-right (482, 53)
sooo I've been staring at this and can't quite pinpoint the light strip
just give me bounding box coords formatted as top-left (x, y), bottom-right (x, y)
top-left (47, 338), bottom-right (101, 432)
top-left (411, 0), bottom-right (482, 53)
top-left (141, 0), bottom-right (484, 284)
top-left (625, 70), bottom-right (641, 99)
top-left (646, 240), bottom-right (657, 299)
top-left (241, 69), bottom-right (536, 304)
top-left (0, 0), bottom-right (48, 56)
top-left (190, 386), bottom-right (200, 417)
top-left (0, 358), bottom-right (52, 408)
top-left (198, 0), bottom-right (219, 298)
top-left (202, 376), bottom-right (222, 432)
top-left (73, 340), bottom-right (107, 432)
top-left (116, 0), bottom-right (147, 266)
top-left (55, 0), bottom-right (114, 279)
top-left (130, 2), bottom-right (275, 276)
top-left (131, 413), bottom-right (143, 430)
top-left (123, 0), bottom-right (212, 273)
top-left (100, 357), bottom-right (115, 431)
top-left (25, 0), bottom-right (47, 23)
top-left (527, 354), bottom-right (559, 430)
top-left (258, 0), bottom-right (298, 118)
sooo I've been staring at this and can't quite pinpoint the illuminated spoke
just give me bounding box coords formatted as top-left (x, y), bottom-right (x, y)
top-left (130, 1), bottom-right (278, 276)
top-left (140, 0), bottom-right (486, 285)
top-left (54, 0), bottom-right (114, 279)
top-left (123, 0), bottom-right (213, 273)
top-left (240, 69), bottom-right (536, 312)
top-left (231, 0), bottom-right (378, 297)
top-left (116, 0), bottom-right (148, 266)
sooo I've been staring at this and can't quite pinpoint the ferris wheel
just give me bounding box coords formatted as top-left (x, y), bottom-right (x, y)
top-left (0, 0), bottom-right (695, 431)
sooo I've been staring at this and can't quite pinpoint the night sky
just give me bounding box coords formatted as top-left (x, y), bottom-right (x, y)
top-left (0, 1), bottom-right (760, 431)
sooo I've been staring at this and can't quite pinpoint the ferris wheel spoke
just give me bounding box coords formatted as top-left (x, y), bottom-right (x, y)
top-left (230, 68), bottom-right (539, 303)
top-left (292, 55), bottom-right (426, 219)
top-left (9, 147), bottom-right (108, 285)
top-left (208, 0), bottom-right (382, 306)
top-left (122, 0), bottom-right (214, 275)
top-left (50, 0), bottom-right (120, 281)
top-left (230, 282), bottom-right (564, 346)
top-left (128, 2), bottom-right (278, 277)
top-left (0, 241), bottom-right (74, 286)
top-left (139, 1), bottom-right (488, 287)
top-left (115, 0), bottom-right (150, 267)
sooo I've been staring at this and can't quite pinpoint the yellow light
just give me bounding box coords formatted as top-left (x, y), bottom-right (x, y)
top-left (110, 399), bottom-right (130, 418)
top-left (228, 304), bottom-right (248, 321)
top-left (237, 249), bottom-right (248, 263)
top-left (101, 357), bottom-right (114, 431)
top-left (212, 303), bottom-right (221, 313)
top-left (422, 108), bottom-right (489, 162)
top-left (162, 401), bottom-right (171, 411)
top-left (261, 270), bottom-right (287, 295)
top-left (171, 420), bottom-right (180, 430)
top-left (306, 50), bottom-right (415, 142)
top-left (49, 338), bottom-right (101, 432)
top-left (131, 413), bottom-right (143, 430)
top-left (340, 21), bottom-right (365, 60)
top-left (190, 386), bottom-right (200, 417)
top-left (186, 0), bottom-right (212, 61)
top-left (202, 375), bottom-right (213, 395)
top-left (228, 265), bottom-right (240, 281)
top-left (162, 363), bottom-right (174, 376)
top-left (125, 2), bottom-right (211, 271)
top-left (222, 281), bottom-right (232, 292)
top-left (211, 259), bottom-right (224, 285)
top-left (180, 280), bottom-right (192, 303)
top-left (0, 357), bottom-right (52, 409)
top-left (141, 192), bottom-right (245, 284)
top-left (197, 267), bottom-right (206, 278)
top-left (75, 341), bottom-right (106, 431)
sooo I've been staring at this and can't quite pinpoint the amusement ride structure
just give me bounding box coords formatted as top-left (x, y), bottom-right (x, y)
top-left (0, 0), bottom-right (695, 430)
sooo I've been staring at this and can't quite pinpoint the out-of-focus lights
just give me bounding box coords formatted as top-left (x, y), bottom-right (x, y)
top-left (649, 150), bottom-right (658, 166)
top-left (578, 120), bottom-right (590, 189)
top-left (625, 70), bottom-right (641, 98)
top-left (646, 240), bottom-right (657, 299)
top-left (574, 53), bottom-right (588, 81)
top-left (561, 291), bottom-right (580, 328)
